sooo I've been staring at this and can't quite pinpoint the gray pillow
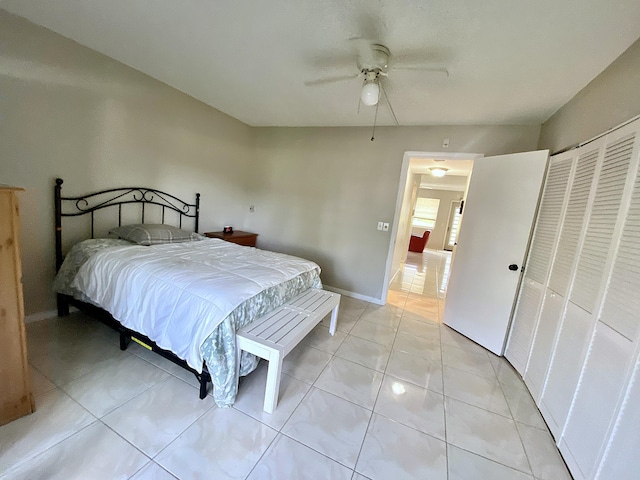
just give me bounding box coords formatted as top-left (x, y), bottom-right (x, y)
top-left (109, 224), bottom-right (201, 246)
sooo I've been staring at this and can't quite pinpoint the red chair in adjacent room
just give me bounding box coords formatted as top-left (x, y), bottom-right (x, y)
top-left (408, 230), bottom-right (431, 253)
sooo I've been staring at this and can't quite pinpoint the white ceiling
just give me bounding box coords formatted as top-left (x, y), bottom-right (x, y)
top-left (3, 0), bottom-right (640, 127)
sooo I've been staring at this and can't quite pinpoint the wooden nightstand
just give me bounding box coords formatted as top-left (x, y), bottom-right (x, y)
top-left (204, 230), bottom-right (258, 247)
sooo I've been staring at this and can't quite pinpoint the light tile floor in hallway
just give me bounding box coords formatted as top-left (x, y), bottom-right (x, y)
top-left (0, 250), bottom-right (572, 479)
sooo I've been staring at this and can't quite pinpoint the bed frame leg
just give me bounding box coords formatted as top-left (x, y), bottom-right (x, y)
top-left (198, 365), bottom-right (210, 399)
top-left (57, 294), bottom-right (69, 317)
top-left (119, 331), bottom-right (131, 351)
top-left (199, 376), bottom-right (208, 399)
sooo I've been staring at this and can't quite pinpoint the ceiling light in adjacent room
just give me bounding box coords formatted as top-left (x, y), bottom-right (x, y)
top-left (360, 80), bottom-right (380, 106)
top-left (430, 167), bottom-right (448, 177)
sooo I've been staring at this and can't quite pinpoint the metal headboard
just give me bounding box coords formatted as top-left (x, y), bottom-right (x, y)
top-left (54, 178), bottom-right (200, 272)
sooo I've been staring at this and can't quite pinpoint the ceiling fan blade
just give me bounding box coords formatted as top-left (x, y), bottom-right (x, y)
top-left (304, 73), bottom-right (360, 86)
top-left (390, 67), bottom-right (450, 77)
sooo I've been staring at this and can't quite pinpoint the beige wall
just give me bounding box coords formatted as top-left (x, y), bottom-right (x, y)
top-left (0, 12), bottom-right (254, 315)
top-left (1, 10), bottom-right (542, 314)
top-left (390, 170), bottom-right (420, 287)
top-left (539, 37), bottom-right (640, 153)
top-left (248, 126), bottom-right (540, 301)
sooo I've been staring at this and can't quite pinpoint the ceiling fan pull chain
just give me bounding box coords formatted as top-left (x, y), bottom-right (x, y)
top-left (380, 81), bottom-right (399, 127)
top-left (371, 99), bottom-right (380, 141)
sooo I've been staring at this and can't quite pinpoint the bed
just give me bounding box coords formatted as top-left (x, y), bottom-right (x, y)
top-left (53, 178), bottom-right (322, 407)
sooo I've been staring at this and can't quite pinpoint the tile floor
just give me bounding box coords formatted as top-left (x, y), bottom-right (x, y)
top-left (0, 250), bottom-right (573, 479)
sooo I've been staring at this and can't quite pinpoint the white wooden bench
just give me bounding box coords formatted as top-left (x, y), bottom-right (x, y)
top-left (236, 288), bottom-right (340, 413)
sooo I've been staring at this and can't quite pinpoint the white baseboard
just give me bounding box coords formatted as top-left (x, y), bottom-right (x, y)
top-left (389, 267), bottom-right (401, 284)
top-left (322, 285), bottom-right (385, 305)
top-left (25, 307), bottom-right (78, 324)
top-left (24, 309), bottom-right (58, 324)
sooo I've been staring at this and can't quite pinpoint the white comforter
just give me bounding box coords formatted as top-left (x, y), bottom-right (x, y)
top-left (72, 238), bottom-right (320, 371)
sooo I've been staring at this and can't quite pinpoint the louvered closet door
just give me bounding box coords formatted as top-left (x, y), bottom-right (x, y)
top-left (524, 146), bottom-right (600, 400)
top-left (505, 155), bottom-right (573, 374)
top-left (506, 281), bottom-right (544, 374)
top-left (524, 289), bottom-right (564, 400)
top-left (599, 132), bottom-right (640, 340)
top-left (524, 156), bottom-right (574, 286)
top-left (541, 125), bottom-right (639, 441)
top-left (548, 148), bottom-right (601, 297)
top-left (597, 353), bottom-right (640, 479)
top-left (560, 127), bottom-right (640, 480)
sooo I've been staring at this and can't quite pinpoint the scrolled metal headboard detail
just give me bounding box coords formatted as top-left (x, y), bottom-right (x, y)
top-left (55, 178), bottom-right (200, 271)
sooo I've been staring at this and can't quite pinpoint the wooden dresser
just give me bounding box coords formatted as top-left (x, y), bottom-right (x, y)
top-left (204, 230), bottom-right (258, 247)
top-left (0, 186), bottom-right (34, 425)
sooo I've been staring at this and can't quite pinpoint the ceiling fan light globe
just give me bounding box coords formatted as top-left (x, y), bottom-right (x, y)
top-left (360, 82), bottom-right (380, 106)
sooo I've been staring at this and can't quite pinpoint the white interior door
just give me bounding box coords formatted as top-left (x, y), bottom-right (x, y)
top-left (442, 151), bottom-right (549, 355)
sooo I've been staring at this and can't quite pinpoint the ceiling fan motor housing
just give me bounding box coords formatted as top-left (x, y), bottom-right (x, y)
top-left (357, 44), bottom-right (390, 73)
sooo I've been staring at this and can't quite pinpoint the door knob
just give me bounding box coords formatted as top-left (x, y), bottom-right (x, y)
top-left (508, 264), bottom-right (519, 271)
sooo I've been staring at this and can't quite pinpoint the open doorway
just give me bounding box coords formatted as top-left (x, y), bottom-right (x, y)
top-left (385, 149), bottom-right (549, 356)
top-left (382, 151), bottom-right (480, 320)
top-left (411, 178), bottom-right (467, 252)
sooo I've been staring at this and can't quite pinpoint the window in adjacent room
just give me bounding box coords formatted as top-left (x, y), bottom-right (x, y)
top-left (412, 197), bottom-right (440, 231)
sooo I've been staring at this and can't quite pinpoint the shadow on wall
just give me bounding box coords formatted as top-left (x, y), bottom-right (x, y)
top-left (252, 239), bottom-right (352, 294)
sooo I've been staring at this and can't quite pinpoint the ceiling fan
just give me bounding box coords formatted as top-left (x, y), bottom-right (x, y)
top-left (304, 39), bottom-right (449, 130)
